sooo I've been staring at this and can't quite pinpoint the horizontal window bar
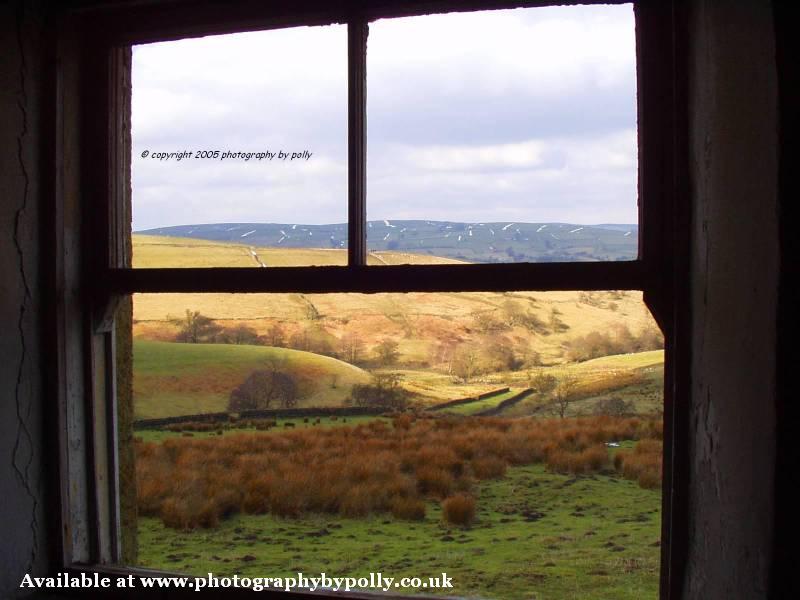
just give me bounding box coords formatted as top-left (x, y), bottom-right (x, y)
top-left (82, 0), bottom-right (631, 46)
top-left (103, 261), bottom-right (646, 294)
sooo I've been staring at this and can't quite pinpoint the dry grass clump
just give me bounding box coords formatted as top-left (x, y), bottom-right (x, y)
top-left (546, 445), bottom-right (609, 474)
top-left (442, 494), bottom-right (476, 526)
top-left (614, 438), bottom-right (663, 489)
top-left (471, 456), bottom-right (507, 479)
top-left (391, 497), bottom-right (427, 521)
top-left (136, 415), bottom-right (662, 529)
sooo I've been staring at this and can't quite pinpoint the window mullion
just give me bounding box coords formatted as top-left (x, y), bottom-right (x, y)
top-left (347, 18), bottom-right (368, 266)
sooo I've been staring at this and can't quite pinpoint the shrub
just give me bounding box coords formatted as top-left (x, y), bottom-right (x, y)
top-left (135, 415), bottom-right (664, 529)
top-left (594, 397), bottom-right (634, 417)
top-left (339, 485), bottom-right (375, 517)
top-left (614, 438), bottom-right (662, 490)
top-left (229, 369), bottom-right (298, 412)
top-left (391, 497), bottom-right (426, 521)
top-left (638, 469), bottom-right (662, 489)
top-left (442, 494), bottom-right (476, 527)
top-left (350, 374), bottom-right (409, 410)
top-left (546, 445), bottom-right (608, 474)
top-left (471, 456), bottom-right (507, 479)
top-left (415, 467), bottom-right (454, 498)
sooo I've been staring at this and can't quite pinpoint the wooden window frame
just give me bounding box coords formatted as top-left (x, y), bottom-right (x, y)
top-left (49, 0), bottom-right (689, 598)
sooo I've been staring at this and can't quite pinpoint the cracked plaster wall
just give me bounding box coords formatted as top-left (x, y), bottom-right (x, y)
top-left (0, 0), bottom-right (49, 597)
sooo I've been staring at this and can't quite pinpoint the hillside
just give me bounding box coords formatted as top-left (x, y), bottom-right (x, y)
top-left (135, 219), bottom-right (638, 263)
top-left (130, 234), bottom-right (663, 414)
top-left (132, 234), bottom-right (465, 268)
top-left (133, 340), bottom-right (372, 419)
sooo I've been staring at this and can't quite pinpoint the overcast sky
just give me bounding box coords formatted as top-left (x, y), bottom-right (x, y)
top-left (131, 4), bottom-right (637, 231)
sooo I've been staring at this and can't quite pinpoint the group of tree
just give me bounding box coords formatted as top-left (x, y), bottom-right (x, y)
top-left (349, 373), bottom-right (410, 410)
top-left (593, 396), bottom-right (635, 417)
top-left (168, 310), bottom-right (406, 368)
top-left (437, 334), bottom-right (541, 383)
top-left (565, 323), bottom-right (664, 362)
top-left (470, 300), bottom-right (550, 336)
top-left (228, 357), bottom-right (298, 412)
top-left (170, 310), bottom-right (261, 345)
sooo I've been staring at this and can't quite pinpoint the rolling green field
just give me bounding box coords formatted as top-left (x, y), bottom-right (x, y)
top-left (436, 389), bottom-right (524, 416)
top-left (133, 340), bottom-right (664, 421)
top-left (134, 340), bottom-right (372, 419)
top-left (137, 461), bottom-right (660, 600)
top-left (501, 353), bottom-right (664, 418)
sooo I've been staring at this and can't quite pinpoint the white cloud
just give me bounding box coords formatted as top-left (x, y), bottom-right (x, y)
top-left (131, 4), bottom-right (637, 230)
top-left (401, 140), bottom-right (545, 171)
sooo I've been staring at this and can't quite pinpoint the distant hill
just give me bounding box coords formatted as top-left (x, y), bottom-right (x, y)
top-left (133, 340), bottom-right (373, 419)
top-left (136, 220), bottom-right (638, 263)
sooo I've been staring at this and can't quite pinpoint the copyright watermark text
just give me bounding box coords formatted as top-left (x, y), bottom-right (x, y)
top-left (139, 149), bottom-right (313, 162)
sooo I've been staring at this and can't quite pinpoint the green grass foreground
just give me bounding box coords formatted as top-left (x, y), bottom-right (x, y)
top-left (438, 389), bottom-right (523, 416)
top-left (137, 463), bottom-right (659, 600)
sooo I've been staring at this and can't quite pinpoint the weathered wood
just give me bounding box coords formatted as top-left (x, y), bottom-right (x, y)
top-left (51, 3), bottom-right (686, 598)
top-left (72, 0), bottom-right (629, 46)
top-left (348, 19), bottom-right (368, 266)
top-left (104, 261), bottom-right (646, 294)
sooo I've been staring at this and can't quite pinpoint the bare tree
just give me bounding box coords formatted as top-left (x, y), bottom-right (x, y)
top-left (265, 322), bottom-right (286, 347)
top-left (374, 339), bottom-right (400, 366)
top-left (340, 332), bottom-right (365, 364)
top-left (169, 309), bottom-right (221, 343)
top-left (219, 323), bottom-right (259, 345)
top-left (229, 363), bottom-right (298, 412)
top-left (528, 369), bottom-right (558, 394)
top-left (452, 345), bottom-right (483, 383)
top-left (553, 374), bottom-right (578, 418)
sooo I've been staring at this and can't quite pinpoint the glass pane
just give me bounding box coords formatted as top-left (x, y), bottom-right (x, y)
top-left (367, 4), bottom-right (638, 264)
top-left (132, 25), bottom-right (347, 267)
top-left (125, 287), bottom-right (664, 598)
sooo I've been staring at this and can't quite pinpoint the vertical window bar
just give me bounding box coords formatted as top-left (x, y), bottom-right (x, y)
top-left (347, 19), bottom-right (368, 266)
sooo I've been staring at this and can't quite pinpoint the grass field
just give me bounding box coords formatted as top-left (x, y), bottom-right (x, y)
top-left (133, 344), bottom-right (664, 421)
top-left (500, 352), bottom-right (664, 418)
top-left (437, 389), bottom-right (524, 415)
top-left (136, 462), bottom-right (660, 599)
top-left (134, 414), bottom-right (662, 598)
top-left (133, 234), bottom-right (464, 269)
top-left (131, 234), bottom-right (658, 371)
top-left (134, 340), bottom-right (371, 419)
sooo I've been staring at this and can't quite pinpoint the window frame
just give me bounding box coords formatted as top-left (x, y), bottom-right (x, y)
top-left (50, 0), bottom-right (688, 597)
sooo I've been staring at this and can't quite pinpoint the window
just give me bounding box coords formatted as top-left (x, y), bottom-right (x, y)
top-left (54, 0), bottom-right (685, 598)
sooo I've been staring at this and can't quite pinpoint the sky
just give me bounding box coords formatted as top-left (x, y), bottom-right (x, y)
top-left (131, 4), bottom-right (637, 231)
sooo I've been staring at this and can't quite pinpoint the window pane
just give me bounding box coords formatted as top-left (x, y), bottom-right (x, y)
top-left (367, 5), bottom-right (638, 264)
top-left (126, 287), bottom-right (663, 598)
top-left (132, 25), bottom-right (348, 267)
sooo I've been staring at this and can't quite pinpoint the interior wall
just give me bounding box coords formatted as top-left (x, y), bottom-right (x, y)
top-left (0, 0), bottom-right (50, 597)
top-left (686, 0), bottom-right (778, 597)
